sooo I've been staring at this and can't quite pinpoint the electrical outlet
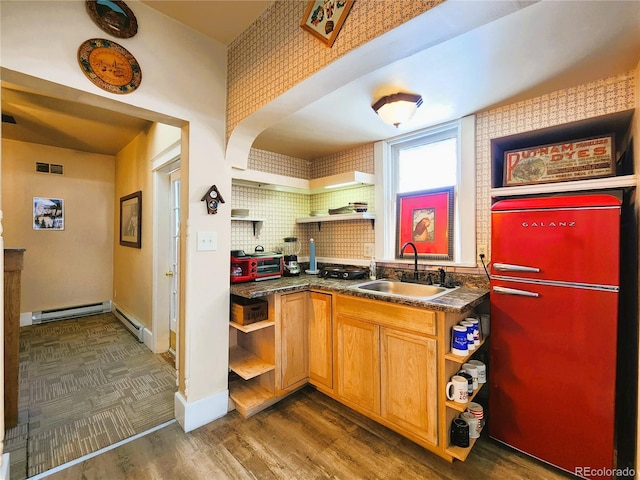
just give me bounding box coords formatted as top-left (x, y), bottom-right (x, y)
top-left (478, 244), bottom-right (488, 259)
top-left (364, 243), bottom-right (375, 257)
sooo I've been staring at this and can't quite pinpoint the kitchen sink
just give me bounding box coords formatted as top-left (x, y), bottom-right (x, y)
top-left (349, 279), bottom-right (457, 301)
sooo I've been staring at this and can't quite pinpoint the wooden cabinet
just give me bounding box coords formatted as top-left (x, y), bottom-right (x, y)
top-left (381, 327), bottom-right (438, 445)
top-left (228, 287), bottom-right (488, 463)
top-left (336, 314), bottom-right (380, 415)
top-left (308, 291), bottom-right (333, 390)
top-left (4, 248), bottom-right (25, 428)
top-left (334, 294), bottom-right (439, 449)
top-left (229, 291), bottom-right (312, 418)
top-left (278, 292), bottom-right (309, 391)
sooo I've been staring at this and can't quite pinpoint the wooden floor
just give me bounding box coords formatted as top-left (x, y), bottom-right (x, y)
top-left (47, 386), bottom-right (576, 480)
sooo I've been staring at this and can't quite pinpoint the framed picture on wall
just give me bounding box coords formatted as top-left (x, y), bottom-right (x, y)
top-left (300, 0), bottom-right (354, 47)
top-left (33, 197), bottom-right (64, 230)
top-left (120, 191), bottom-right (142, 248)
top-left (395, 187), bottom-right (454, 260)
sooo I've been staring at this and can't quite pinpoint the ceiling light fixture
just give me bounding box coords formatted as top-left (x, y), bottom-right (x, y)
top-left (371, 92), bottom-right (423, 128)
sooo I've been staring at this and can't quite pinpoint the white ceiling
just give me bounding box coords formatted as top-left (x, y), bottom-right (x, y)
top-left (2, 1), bottom-right (639, 160)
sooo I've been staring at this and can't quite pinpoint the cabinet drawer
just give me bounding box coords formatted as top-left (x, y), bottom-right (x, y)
top-left (337, 295), bottom-right (436, 336)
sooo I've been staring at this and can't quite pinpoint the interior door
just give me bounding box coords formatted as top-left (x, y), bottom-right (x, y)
top-left (168, 170), bottom-right (180, 353)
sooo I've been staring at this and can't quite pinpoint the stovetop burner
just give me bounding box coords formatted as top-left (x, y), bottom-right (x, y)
top-left (320, 266), bottom-right (368, 280)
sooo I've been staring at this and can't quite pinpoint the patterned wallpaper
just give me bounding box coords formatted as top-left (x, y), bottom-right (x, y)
top-left (475, 71), bottom-right (636, 259)
top-left (231, 185), bottom-right (308, 255)
top-left (247, 148), bottom-right (310, 179)
top-left (233, 71), bottom-right (636, 266)
top-left (311, 143), bottom-right (374, 178)
top-left (227, 0), bottom-right (443, 140)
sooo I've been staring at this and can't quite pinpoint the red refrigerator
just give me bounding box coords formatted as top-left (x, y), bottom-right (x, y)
top-left (489, 194), bottom-right (621, 479)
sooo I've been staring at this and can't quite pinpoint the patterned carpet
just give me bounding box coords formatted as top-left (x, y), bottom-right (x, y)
top-left (4, 313), bottom-right (177, 479)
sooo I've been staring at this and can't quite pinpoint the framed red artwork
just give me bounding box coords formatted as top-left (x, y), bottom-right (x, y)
top-left (396, 187), bottom-right (454, 260)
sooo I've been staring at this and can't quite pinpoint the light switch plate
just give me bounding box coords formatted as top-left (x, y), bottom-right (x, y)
top-left (197, 231), bottom-right (218, 251)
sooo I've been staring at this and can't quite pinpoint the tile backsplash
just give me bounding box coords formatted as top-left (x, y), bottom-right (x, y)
top-left (231, 185), bottom-right (308, 255)
top-left (233, 146), bottom-right (374, 260)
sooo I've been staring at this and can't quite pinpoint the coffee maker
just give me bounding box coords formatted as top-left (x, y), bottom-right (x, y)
top-left (282, 237), bottom-right (301, 276)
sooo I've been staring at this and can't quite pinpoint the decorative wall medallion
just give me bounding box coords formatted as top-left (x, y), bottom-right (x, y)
top-left (77, 38), bottom-right (142, 94)
top-left (85, 0), bottom-right (138, 39)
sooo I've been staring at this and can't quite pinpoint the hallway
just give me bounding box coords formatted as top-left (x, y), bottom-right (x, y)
top-left (4, 313), bottom-right (176, 479)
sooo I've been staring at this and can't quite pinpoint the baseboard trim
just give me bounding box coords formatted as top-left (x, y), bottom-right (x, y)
top-left (174, 389), bottom-right (228, 432)
top-left (20, 312), bottom-right (32, 327)
top-left (1, 453), bottom-right (10, 480)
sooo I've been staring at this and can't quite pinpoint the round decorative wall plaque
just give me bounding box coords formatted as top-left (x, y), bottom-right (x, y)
top-left (77, 38), bottom-right (142, 94)
top-left (85, 0), bottom-right (138, 39)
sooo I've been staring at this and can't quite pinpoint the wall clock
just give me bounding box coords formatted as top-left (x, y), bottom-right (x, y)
top-left (77, 38), bottom-right (142, 94)
top-left (85, 0), bottom-right (138, 39)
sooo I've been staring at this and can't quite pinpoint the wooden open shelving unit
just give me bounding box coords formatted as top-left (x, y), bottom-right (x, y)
top-left (443, 321), bottom-right (489, 462)
top-left (228, 305), bottom-right (277, 418)
top-left (229, 345), bottom-right (275, 380)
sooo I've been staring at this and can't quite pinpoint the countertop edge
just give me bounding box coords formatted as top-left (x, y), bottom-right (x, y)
top-left (230, 276), bottom-right (489, 314)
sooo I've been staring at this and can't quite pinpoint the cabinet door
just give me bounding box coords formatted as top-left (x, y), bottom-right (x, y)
top-left (309, 291), bottom-right (333, 390)
top-left (336, 314), bottom-right (380, 415)
top-left (279, 292), bottom-right (309, 391)
top-left (381, 327), bottom-right (438, 445)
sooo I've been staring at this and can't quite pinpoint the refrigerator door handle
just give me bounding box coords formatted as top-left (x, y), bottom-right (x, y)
top-left (493, 263), bottom-right (540, 273)
top-left (492, 285), bottom-right (540, 297)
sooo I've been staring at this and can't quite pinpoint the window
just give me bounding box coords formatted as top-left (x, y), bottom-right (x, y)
top-left (374, 116), bottom-right (476, 266)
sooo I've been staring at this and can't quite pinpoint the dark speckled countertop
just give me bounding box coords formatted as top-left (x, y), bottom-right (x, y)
top-left (230, 274), bottom-right (488, 314)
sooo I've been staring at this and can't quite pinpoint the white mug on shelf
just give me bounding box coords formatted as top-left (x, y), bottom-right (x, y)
top-left (446, 375), bottom-right (469, 404)
top-left (469, 359), bottom-right (487, 384)
top-left (462, 363), bottom-right (479, 390)
top-left (461, 411), bottom-right (480, 439)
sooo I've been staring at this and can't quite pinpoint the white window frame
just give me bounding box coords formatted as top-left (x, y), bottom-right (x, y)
top-left (374, 115), bottom-right (476, 266)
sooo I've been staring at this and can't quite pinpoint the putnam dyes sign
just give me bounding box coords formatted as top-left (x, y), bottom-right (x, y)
top-left (504, 135), bottom-right (614, 186)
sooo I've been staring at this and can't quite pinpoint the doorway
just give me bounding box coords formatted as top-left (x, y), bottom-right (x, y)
top-left (151, 148), bottom-right (181, 361)
top-left (1, 72), bottom-right (187, 477)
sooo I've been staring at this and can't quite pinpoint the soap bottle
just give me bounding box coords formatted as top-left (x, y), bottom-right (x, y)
top-left (369, 257), bottom-right (376, 280)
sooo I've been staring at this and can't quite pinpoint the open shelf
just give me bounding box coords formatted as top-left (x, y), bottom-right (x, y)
top-left (229, 319), bottom-right (275, 333)
top-left (445, 383), bottom-right (485, 412)
top-left (229, 345), bottom-right (275, 380)
top-left (490, 174), bottom-right (637, 198)
top-left (489, 109), bottom-right (635, 196)
top-left (231, 216), bottom-right (266, 236)
top-left (296, 212), bottom-right (375, 230)
top-left (296, 212), bottom-right (375, 223)
top-left (229, 378), bottom-right (280, 418)
top-left (444, 338), bottom-right (488, 363)
top-left (445, 436), bottom-right (479, 461)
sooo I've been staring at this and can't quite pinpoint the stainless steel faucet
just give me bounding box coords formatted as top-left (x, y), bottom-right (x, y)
top-left (400, 241), bottom-right (418, 281)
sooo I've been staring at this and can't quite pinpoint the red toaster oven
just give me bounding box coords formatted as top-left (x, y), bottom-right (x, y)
top-left (230, 250), bottom-right (283, 283)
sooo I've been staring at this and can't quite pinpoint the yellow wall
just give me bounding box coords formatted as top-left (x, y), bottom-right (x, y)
top-left (113, 123), bottom-right (180, 330)
top-left (1, 139), bottom-right (114, 313)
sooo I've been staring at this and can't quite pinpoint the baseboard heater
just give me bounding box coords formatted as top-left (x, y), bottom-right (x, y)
top-left (113, 308), bottom-right (145, 343)
top-left (32, 301), bottom-right (111, 324)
